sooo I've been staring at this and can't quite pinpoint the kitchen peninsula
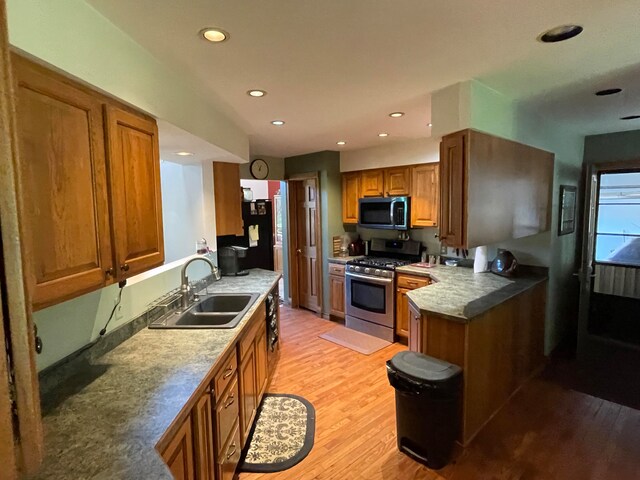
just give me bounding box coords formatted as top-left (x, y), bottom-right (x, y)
top-left (397, 264), bottom-right (548, 446)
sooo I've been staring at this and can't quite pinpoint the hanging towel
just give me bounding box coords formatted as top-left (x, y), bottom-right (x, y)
top-left (248, 225), bottom-right (260, 247)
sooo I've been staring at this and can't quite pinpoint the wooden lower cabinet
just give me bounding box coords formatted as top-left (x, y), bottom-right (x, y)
top-left (192, 392), bottom-right (215, 480)
top-left (396, 274), bottom-right (430, 341)
top-left (159, 299), bottom-right (271, 480)
top-left (162, 416), bottom-right (196, 480)
top-left (329, 274), bottom-right (345, 319)
top-left (411, 282), bottom-right (547, 445)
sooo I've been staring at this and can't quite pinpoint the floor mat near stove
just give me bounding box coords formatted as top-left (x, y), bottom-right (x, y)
top-left (319, 325), bottom-right (391, 355)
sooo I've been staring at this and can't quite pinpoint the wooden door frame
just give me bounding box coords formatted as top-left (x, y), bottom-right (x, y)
top-left (577, 159), bottom-right (640, 359)
top-left (0, 0), bottom-right (43, 475)
top-left (286, 172), bottom-right (323, 314)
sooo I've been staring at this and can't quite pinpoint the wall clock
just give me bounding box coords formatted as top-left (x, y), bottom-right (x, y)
top-left (250, 158), bottom-right (269, 180)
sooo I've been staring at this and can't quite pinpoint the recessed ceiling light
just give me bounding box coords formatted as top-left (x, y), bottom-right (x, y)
top-left (175, 151), bottom-right (194, 156)
top-left (378, 133), bottom-right (389, 137)
top-left (247, 89), bottom-right (267, 97)
top-left (538, 25), bottom-right (583, 43)
top-left (336, 141), bottom-right (346, 146)
top-left (427, 123), bottom-right (433, 127)
top-left (271, 120), bottom-right (285, 126)
top-left (200, 28), bottom-right (229, 43)
top-left (389, 112), bottom-right (404, 118)
top-left (595, 88), bottom-right (622, 96)
top-left (620, 115), bottom-right (640, 120)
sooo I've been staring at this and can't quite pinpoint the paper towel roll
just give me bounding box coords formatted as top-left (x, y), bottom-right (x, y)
top-left (474, 246), bottom-right (489, 273)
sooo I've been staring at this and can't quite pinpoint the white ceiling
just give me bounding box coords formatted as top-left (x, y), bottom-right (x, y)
top-left (87, 0), bottom-right (640, 157)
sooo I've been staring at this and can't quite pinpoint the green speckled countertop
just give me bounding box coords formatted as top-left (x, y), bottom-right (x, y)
top-left (398, 264), bottom-right (546, 322)
top-left (28, 269), bottom-right (281, 480)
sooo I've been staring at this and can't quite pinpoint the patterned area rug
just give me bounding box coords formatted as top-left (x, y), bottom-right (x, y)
top-left (239, 394), bottom-right (316, 473)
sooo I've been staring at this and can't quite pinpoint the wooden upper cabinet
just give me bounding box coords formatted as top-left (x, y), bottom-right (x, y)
top-left (106, 106), bottom-right (164, 279)
top-left (341, 172), bottom-right (360, 224)
top-left (411, 163), bottom-right (439, 228)
top-left (13, 54), bottom-right (114, 309)
top-left (360, 169), bottom-right (385, 197)
top-left (439, 129), bottom-right (554, 249)
top-left (384, 166), bottom-right (410, 196)
top-left (213, 162), bottom-right (244, 236)
top-left (439, 132), bottom-right (466, 247)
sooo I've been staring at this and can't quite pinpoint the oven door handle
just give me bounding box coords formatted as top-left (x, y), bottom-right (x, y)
top-left (346, 272), bottom-right (394, 285)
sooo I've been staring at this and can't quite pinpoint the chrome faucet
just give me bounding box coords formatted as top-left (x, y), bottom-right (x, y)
top-left (180, 256), bottom-right (219, 309)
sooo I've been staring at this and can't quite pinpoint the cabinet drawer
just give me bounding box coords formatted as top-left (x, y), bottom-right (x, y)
top-left (215, 376), bottom-right (239, 455)
top-left (328, 263), bottom-right (345, 276)
top-left (213, 351), bottom-right (238, 397)
top-left (218, 422), bottom-right (241, 480)
top-left (397, 275), bottom-right (430, 290)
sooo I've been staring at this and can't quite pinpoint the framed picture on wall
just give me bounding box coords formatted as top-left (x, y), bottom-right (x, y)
top-left (558, 185), bottom-right (577, 236)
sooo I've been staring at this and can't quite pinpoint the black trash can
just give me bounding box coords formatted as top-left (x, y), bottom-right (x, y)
top-left (386, 351), bottom-right (462, 469)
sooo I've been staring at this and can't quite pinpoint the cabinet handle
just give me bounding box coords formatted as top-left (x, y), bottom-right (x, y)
top-left (226, 443), bottom-right (237, 460)
top-left (224, 393), bottom-right (235, 408)
top-left (105, 268), bottom-right (115, 277)
top-left (222, 366), bottom-right (233, 379)
top-left (120, 263), bottom-right (130, 272)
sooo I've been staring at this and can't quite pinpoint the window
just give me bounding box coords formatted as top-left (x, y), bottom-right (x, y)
top-left (594, 171), bottom-right (640, 267)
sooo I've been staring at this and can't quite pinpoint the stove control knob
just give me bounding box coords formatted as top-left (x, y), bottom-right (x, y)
top-left (364, 268), bottom-right (371, 274)
top-left (354, 266), bottom-right (361, 273)
top-left (348, 265), bottom-right (354, 272)
top-left (374, 269), bottom-right (381, 276)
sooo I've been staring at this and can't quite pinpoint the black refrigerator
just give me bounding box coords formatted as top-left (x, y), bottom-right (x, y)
top-left (217, 200), bottom-right (274, 271)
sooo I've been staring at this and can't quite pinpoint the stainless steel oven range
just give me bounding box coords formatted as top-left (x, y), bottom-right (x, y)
top-left (345, 238), bottom-right (421, 342)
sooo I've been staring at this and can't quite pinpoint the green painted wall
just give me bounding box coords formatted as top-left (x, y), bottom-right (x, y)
top-left (7, 0), bottom-right (248, 161)
top-left (284, 151), bottom-right (343, 316)
top-left (432, 80), bottom-right (585, 354)
top-left (584, 130), bottom-right (640, 164)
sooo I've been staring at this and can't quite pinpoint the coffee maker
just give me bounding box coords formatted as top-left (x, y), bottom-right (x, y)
top-left (218, 246), bottom-right (249, 276)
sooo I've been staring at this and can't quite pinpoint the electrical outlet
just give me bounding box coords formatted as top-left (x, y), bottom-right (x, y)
top-left (440, 244), bottom-right (448, 255)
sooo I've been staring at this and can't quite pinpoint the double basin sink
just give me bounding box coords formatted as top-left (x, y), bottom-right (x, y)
top-left (149, 293), bottom-right (259, 329)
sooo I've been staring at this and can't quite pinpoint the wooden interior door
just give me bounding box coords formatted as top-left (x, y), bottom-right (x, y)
top-left (295, 179), bottom-right (320, 312)
top-left (13, 54), bottom-right (114, 308)
top-left (106, 106), bottom-right (164, 279)
top-left (0, 4), bottom-right (43, 474)
top-left (440, 132), bottom-right (466, 247)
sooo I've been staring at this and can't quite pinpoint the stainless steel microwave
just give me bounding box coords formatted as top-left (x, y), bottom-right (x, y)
top-left (358, 196), bottom-right (410, 230)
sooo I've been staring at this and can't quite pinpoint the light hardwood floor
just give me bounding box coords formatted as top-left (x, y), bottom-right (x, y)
top-left (239, 306), bottom-right (640, 480)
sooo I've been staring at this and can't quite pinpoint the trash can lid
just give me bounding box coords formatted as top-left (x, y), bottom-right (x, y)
top-left (389, 351), bottom-right (462, 383)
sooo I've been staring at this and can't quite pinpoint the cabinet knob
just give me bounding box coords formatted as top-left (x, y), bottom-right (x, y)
top-left (296, 249), bottom-right (302, 254)
top-left (120, 263), bottom-right (130, 272)
top-left (105, 267), bottom-right (115, 277)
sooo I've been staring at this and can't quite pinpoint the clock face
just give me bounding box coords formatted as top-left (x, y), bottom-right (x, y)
top-left (250, 158), bottom-right (269, 180)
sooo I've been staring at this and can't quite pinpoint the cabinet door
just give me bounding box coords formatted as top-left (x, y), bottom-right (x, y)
top-left (213, 162), bottom-right (244, 236)
top-left (341, 172), bottom-right (360, 224)
top-left (396, 288), bottom-right (410, 340)
top-left (105, 106), bottom-right (164, 279)
top-left (192, 392), bottom-right (214, 480)
top-left (440, 132), bottom-right (466, 247)
top-left (13, 55), bottom-right (113, 309)
top-left (162, 416), bottom-right (196, 480)
top-left (411, 164), bottom-right (440, 227)
top-left (256, 326), bottom-right (268, 402)
top-left (329, 274), bottom-right (345, 319)
top-left (384, 167), bottom-right (410, 196)
top-left (360, 169), bottom-right (384, 197)
top-left (409, 302), bottom-right (422, 352)
top-left (238, 347), bottom-right (257, 445)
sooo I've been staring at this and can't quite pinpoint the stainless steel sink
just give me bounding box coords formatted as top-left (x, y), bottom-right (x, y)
top-left (149, 293), bottom-right (259, 329)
